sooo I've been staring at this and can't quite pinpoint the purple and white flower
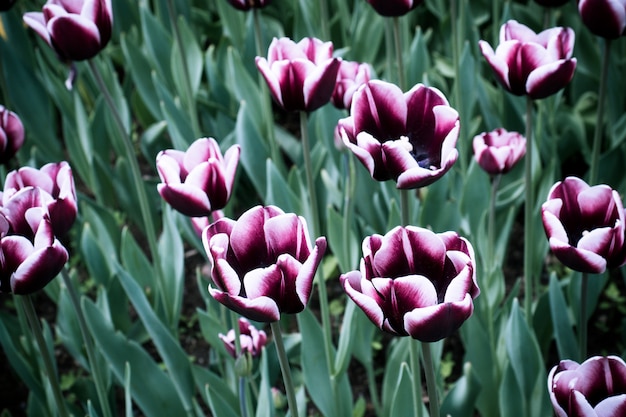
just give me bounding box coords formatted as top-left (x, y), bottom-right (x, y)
top-left (0, 106), bottom-right (24, 164)
top-left (473, 128), bottom-right (526, 176)
top-left (578, 0), bottom-right (626, 39)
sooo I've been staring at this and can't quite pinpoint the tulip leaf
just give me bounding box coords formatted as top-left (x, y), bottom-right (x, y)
top-left (236, 100), bottom-right (269, 197)
top-left (193, 366), bottom-right (240, 417)
top-left (326, 206), bottom-right (359, 274)
top-left (389, 363), bottom-right (420, 417)
top-left (255, 347), bottom-right (276, 417)
top-left (155, 76), bottom-right (195, 150)
top-left (120, 227), bottom-right (155, 305)
top-left (441, 362), bottom-right (482, 417)
top-left (334, 299), bottom-right (357, 376)
top-left (157, 205), bottom-right (185, 328)
top-left (266, 159), bottom-right (300, 215)
top-left (548, 273), bottom-right (578, 360)
top-left (140, 5), bottom-right (174, 86)
top-left (214, 0), bottom-right (246, 48)
top-left (82, 298), bottom-right (187, 417)
top-left (297, 309), bottom-right (353, 417)
top-left (498, 361), bottom-right (527, 417)
top-left (116, 264), bottom-right (194, 412)
top-left (381, 337), bottom-right (409, 417)
top-left (224, 46), bottom-right (264, 127)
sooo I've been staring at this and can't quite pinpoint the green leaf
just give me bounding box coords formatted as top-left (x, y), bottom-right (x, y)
top-left (82, 298), bottom-right (187, 417)
top-left (158, 206), bottom-right (185, 327)
top-left (140, 5), bottom-right (174, 85)
top-left (236, 100), bottom-right (269, 197)
top-left (193, 366), bottom-right (240, 417)
top-left (255, 347), bottom-right (276, 417)
top-left (389, 363), bottom-right (415, 417)
top-left (155, 76), bottom-right (195, 150)
top-left (266, 160), bottom-right (300, 214)
top-left (381, 338), bottom-right (409, 417)
top-left (548, 274), bottom-right (578, 360)
top-left (326, 206), bottom-right (359, 274)
top-left (121, 33), bottom-right (162, 119)
top-left (441, 362), bottom-right (482, 417)
top-left (120, 227), bottom-right (155, 298)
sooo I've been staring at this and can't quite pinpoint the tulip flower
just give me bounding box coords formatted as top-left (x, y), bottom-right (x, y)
top-left (0, 211), bottom-right (69, 294)
top-left (541, 176), bottom-right (626, 274)
top-left (156, 138), bottom-right (240, 218)
top-left (535, 0), bottom-right (570, 6)
top-left (336, 80), bottom-right (459, 189)
top-left (225, 0), bottom-right (271, 11)
top-left (203, 205), bottom-right (327, 322)
top-left (0, 106), bottom-right (24, 164)
top-left (365, 0), bottom-right (423, 17)
top-left (548, 355), bottom-right (626, 417)
top-left (473, 128), bottom-right (526, 176)
top-left (219, 318), bottom-right (268, 358)
top-left (255, 37), bottom-right (341, 112)
top-left (578, 0), bottom-right (626, 39)
top-left (332, 60), bottom-right (372, 110)
top-left (2, 161), bottom-right (77, 238)
top-left (479, 20), bottom-right (577, 99)
top-left (340, 226), bottom-right (479, 342)
top-left (23, 0), bottom-right (113, 62)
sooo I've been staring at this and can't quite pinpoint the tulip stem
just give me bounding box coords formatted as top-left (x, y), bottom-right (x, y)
top-left (342, 154), bottom-right (356, 267)
top-left (451, 0), bottom-right (467, 174)
top-left (61, 268), bottom-right (112, 417)
top-left (421, 342), bottom-right (440, 417)
top-left (589, 39), bottom-right (611, 185)
top-left (579, 272), bottom-right (588, 361)
top-left (401, 189), bottom-right (411, 227)
top-left (238, 377), bottom-right (249, 417)
top-left (270, 321), bottom-right (299, 417)
top-left (87, 60), bottom-right (167, 327)
top-left (409, 339), bottom-right (423, 417)
top-left (300, 111), bottom-right (334, 376)
top-left (392, 17), bottom-right (406, 91)
top-left (523, 96), bottom-right (534, 318)
top-left (17, 294), bottom-right (70, 417)
top-left (488, 174), bottom-right (501, 270)
top-left (165, 0), bottom-right (201, 137)
top-left (253, 9), bottom-right (282, 174)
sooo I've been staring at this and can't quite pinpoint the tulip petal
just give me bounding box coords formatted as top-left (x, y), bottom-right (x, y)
top-left (341, 271), bottom-right (388, 332)
top-left (404, 293), bottom-right (474, 342)
top-left (48, 14), bottom-right (102, 61)
top-left (264, 214), bottom-right (306, 260)
top-left (157, 183), bottom-right (212, 217)
top-left (527, 58), bottom-right (577, 99)
top-left (579, 0), bottom-right (626, 39)
top-left (256, 57), bottom-right (285, 107)
top-left (10, 243), bottom-right (68, 294)
top-left (549, 236), bottom-right (607, 273)
top-left (23, 12), bottom-right (53, 47)
top-left (209, 286), bottom-right (280, 322)
top-left (303, 57), bottom-right (340, 112)
top-left (292, 237), bottom-right (326, 307)
top-left (353, 80), bottom-right (407, 141)
top-left (569, 390), bottom-right (597, 417)
top-left (479, 40), bottom-right (516, 93)
top-left (577, 227), bottom-right (613, 258)
top-left (595, 395), bottom-right (626, 417)
top-left (80, 0), bottom-right (112, 47)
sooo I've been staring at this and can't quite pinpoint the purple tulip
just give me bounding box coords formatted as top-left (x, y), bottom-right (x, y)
top-left (225, 0), bottom-right (271, 11)
top-left (0, 212), bottom-right (69, 294)
top-left (548, 356), bottom-right (626, 417)
top-left (203, 205), bottom-right (327, 323)
top-left (0, 106), bottom-right (24, 164)
top-left (2, 161), bottom-right (77, 238)
top-left (364, 0), bottom-right (423, 17)
top-left (336, 80), bottom-right (459, 189)
top-left (541, 176), bottom-right (626, 274)
top-left (472, 128), bottom-right (526, 176)
top-left (535, 0), bottom-right (571, 6)
top-left (340, 226), bottom-right (479, 343)
top-left (332, 60), bottom-right (372, 111)
top-left (219, 318), bottom-right (268, 358)
top-left (578, 0), bottom-right (626, 39)
top-left (156, 138), bottom-right (240, 218)
top-left (479, 20), bottom-right (577, 99)
top-left (23, 0), bottom-right (113, 62)
top-left (255, 37), bottom-right (341, 112)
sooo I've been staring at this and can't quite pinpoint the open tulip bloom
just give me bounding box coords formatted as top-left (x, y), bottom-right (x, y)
top-left (219, 318), bottom-right (268, 359)
top-left (331, 60), bottom-right (372, 111)
top-left (255, 37), bottom-right (341, 112)
top-left (542, 176), bottom-right (626, 274)
top-left (203, 205), bottom-right (327, 323)
top-left (578, 0), bottom-right (626, 39)
top-left (473, 128), bottom-right (526, 176)
top-left (337, 80), bottom-right (459, 189)
top-left (548, 355), bottom-right (626, 417)
top-left (340, 226), bottom-right (479, 343)
top-left (23, 0), bottom-right (113, 62)
top-left (157, 138), bottom-right (240, 218)
top-left (479, 20), bottom-right (577, 99)
top-left (0, 106), bottom-right (24, 164)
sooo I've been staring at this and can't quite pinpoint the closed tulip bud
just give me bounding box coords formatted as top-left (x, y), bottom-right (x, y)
top-left (225, 0), bottom-right (271, 11)
top-left (23, 0), bottom-right (113, 62)
top-left (203, 205), bottom-right (327, 322)
top-left (542, 176), bottom-right (626, 273)
top-left (578, 0), bottom-right (626, 39)
top-left (548, 356), bottom-right (626, 417)
top-left (0, 106), bottom-right (24, 164)
top-left (332, 60), bottom-right (372, 111)
top-left (255, 37), bottom-right (341, 112)
top-left (2, 161), bottom-right (77, 238)
top-left (0, 212), bottom-right (69, 294)
top-left (219, 318), bottom-right (268, 360)
top-left (473, 128), bottom-right (526, 176)
top-left (337, 80), bottom-right (459, 189)
top-left (479, 20), bottom-right (577, 99)
top-left (365, 0), bottom-right (423, 17)
top-left (157, 138), bottom-right (240, 218)
top-left (341, 226), bottom-right (479, 343)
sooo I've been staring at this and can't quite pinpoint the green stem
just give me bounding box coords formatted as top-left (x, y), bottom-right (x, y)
top-left (87, 60), bottom-right (166, 325)
top-left (451, 0), bottom-right (467, 174)
top-left (401, 189), bottom-right (411, 227)
top-left (238, 377), bottom-right (248, 417)
top-left (488, 175), bottom-right (501, 268)
top-left (421, 342), bottom-right (440, 417)
top-left (579, 272), bottom-right (588, 361)
top-left (342, 154), bottom-right (356, 268)
top-left (165, 0), bottom-right (201, 137)
top-left (270, 321), bottom-right (299, 417)
top-left (523, 96), bottom-right (534, 317)
top-left (231, 310), bottom-right (243, 356)
top-left (392, 17), bottom-right (406, 91)
top-left (409, 339), bottom-right (423, 417)
top-left (300, 111), bottom-right (334, 375)
top-left (253, 9), bottom-right (282, 173)
top-left (61, 269), bottom-right (112, 417)
top-left (589, 39), bottom-right (611, 185)
top-left (17, 294), bottom-right (70, 417)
